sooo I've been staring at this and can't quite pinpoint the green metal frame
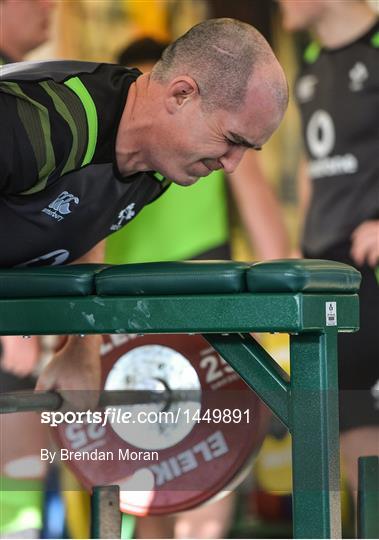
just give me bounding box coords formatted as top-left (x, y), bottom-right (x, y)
top-left (358, 456), bottom-right (379, 539)
top-left (91, 486), bottom-right (121, 539)
top-left (0, 289), bottom-right (359, 538)
top-left (205, 331), bottom-right (341, 538)
top-left (0, 292), bottom-right (358, 335)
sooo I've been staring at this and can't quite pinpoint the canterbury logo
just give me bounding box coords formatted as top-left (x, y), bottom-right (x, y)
top-left (42, 191), bottom-right (79, 221)
top-left (48, 191), bottom-right (79, 214)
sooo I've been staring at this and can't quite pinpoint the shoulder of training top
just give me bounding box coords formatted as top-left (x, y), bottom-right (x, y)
top-left (0, 60), bottom-right (137, 82)
top-left (303, 19), bottom-right (379, 64)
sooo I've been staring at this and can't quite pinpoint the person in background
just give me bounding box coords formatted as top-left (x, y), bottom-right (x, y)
top-left (105, 36), bottom-right (290, 540)
top-left (0, 0), bottom-right (55, 65)
top-left (278, 0), bottom-right (379, 505)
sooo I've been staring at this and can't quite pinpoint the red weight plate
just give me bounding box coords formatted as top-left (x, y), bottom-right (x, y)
top-left (54, 334), bottom-right (269, 515)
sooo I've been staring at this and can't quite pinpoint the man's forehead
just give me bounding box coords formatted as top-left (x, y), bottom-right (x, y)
top-left (224, 98), bottom-right (280, 147)
top-left (245, 80), bottom-right (284, 140)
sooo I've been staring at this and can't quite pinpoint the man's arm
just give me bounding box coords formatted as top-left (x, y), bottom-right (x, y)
top-left (228, 150), bottom-right (290, 259)
top-left (297, 156), bottom-right (312, 234)
top-left (35, 241), bottom-right (106, 409)
top-left (1, 78), bottom-right (106, 405)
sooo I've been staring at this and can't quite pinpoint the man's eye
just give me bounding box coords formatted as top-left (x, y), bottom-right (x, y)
top-left (226, 138), bottom-right (238, 146)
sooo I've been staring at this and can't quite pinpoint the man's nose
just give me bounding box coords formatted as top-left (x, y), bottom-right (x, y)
top-left (219, 146), bottom-right (246, 174)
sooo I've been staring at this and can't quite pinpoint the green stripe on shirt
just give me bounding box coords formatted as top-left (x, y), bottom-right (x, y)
top-left (0, 81), bottom-right (55, 194)
top-left (64, 76), bottom-right (98, 166)
top-left (40, 80), bottom-right (88, 176)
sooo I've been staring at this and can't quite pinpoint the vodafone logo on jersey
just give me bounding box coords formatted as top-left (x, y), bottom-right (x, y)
top-left (307, 110), bottom-right (335, 159)
top-left (306, 110), bottom-right (358, 179)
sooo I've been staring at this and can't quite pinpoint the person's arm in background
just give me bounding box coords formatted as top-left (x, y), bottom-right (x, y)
top-left (350, 220), bottom-right (379, 268)
top-left (297, 156), bottom-right (311, 234)
top-left (293, 155), bottom-right (311, 257)
top-left (290, 156), bottom-right (379, 267)
top-left (228, 150), bottom-right (290, 259)
top-left (34, 241), bottom-right (106, 409)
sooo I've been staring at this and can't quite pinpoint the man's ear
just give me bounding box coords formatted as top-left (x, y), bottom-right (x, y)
top-left (165, 76), bottom-right (199, 113)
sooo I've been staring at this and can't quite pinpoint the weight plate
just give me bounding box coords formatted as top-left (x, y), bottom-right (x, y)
top-left (54, 334), bottom-right (269, 515)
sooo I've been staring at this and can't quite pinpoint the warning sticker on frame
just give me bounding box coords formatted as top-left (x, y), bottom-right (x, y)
top-left (325, 302), bottom-right (337, 326)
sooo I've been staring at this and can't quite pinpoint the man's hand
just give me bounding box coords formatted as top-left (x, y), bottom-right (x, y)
top-left (35, 334), bottom-right (102, 410)
top-left (350, 220), bottom-right (379, 267)
top-left (0, 335), bottom-right (40, 377)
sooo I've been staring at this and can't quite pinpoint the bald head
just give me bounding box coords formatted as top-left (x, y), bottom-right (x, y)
top-left (119, 18), bottom-right (288, 185)
top-left (151, 18), bottom-right (288, 115)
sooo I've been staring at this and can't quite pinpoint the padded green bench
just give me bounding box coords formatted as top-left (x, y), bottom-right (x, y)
top-left (0, 259), bottom-right (361, 539)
